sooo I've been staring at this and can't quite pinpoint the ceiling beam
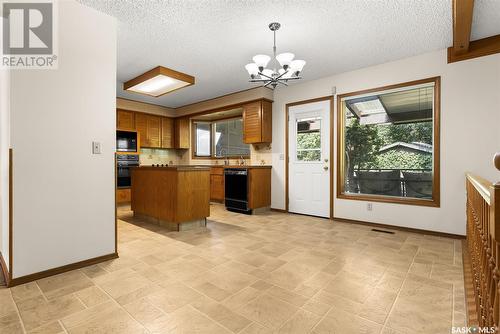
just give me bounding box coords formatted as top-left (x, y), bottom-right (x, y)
top-left (447, 0), bottom-right (500, 63)
top-left (448, 34), bottom-right (500, 63)
top-left (452, 0), bottom-right (475, 55)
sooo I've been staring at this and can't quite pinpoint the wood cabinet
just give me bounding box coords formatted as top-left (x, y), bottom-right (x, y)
top-left (147, 115), bottom-right (161, 148)
top-left (161, 117), bottom-right (174, 148)
top-left (174, 117), bottom-right (190, 149)
top-left (243, 100), bottom-right (272, 144)
top-left (135, 113), bottom-right (161, 148)
top-left (116, 188), bottom-right (131, 204)
top-left (248, 168), bottom-right (271, 209)
top-left (210, 167), bottom-right (224, 202)
top-left (117, 109), bottom-right (135, 130)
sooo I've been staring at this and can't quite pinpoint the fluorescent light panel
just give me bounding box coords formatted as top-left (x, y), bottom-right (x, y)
top-left (124, 66), bottom-right (195, 97)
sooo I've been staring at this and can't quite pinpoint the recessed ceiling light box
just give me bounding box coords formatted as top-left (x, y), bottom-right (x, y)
top-left (124, 66), bottom-right (195, 97)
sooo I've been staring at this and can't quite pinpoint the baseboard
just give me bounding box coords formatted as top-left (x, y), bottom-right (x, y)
top-left (8, 252), bottom-right (118, 287)
top-left (332, 216), bottom-right (465, 239)
top-left (270, 208), bottom-right (287, 213)
top-left (0, 252), bottom-right (10, 287)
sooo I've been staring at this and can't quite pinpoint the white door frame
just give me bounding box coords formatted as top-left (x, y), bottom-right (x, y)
top-left (285, 96), bottom-right (334, 218)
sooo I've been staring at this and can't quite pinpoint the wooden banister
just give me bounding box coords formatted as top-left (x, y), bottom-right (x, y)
top-left (465, 154), bottom-right (500, 328)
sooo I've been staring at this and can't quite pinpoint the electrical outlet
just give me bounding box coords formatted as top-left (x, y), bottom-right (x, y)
top-left (367, 203), bottom-right (373, 211)
top-left (92, 141), bottom-right (101, 154)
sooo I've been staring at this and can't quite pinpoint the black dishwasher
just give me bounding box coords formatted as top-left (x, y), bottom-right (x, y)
top-left (224, 168), bottom-right (250, 214)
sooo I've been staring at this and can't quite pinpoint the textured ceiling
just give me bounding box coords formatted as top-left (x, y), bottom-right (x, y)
top-left (77, 0), bottom-right (500, 108)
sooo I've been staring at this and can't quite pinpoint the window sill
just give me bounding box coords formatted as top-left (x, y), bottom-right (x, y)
top-left (192, 156), bottom-right (251, 160)
top-left (336, 192), bottom-right (440, 208)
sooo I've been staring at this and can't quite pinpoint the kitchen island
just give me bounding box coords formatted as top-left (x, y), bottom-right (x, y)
top-left (130, 166), bottom-right (210, 231)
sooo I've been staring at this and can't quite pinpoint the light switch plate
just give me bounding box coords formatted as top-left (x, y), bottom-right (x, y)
top-left (92, 141), bottom-right (101, 154)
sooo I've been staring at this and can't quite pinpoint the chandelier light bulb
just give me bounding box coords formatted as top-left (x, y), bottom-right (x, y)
top-left (290, 59), bottom-right (306, 75)
top-left (276, 52), bottom-right (295, 69)
top-left (245, 63), bottom-right (259, 77)
top-left (252, 55), bottom-right (271, 71)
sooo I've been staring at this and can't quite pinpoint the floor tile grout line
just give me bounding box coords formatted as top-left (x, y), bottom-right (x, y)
top-left (381, 241), bottom-right (419, 330)
top-left (9, 288), bottom-right (28, 334)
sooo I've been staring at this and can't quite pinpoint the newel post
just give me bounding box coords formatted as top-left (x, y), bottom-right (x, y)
top-left (493, 153), bottom-right (500, 241)
top-left (493, 153), bottom-right (500, 327)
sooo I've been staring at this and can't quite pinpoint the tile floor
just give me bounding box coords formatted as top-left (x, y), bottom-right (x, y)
top-left (0, 204), bottom-right (466, 333)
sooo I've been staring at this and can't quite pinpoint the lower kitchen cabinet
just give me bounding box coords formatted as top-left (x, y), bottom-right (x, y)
top-left (210, 167), bottom-right (224, 202)
top-left (116, 188), bottom-right (131, 204)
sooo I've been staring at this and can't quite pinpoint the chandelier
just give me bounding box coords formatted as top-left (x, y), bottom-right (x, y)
top-left (245, 22), bottom-right (306, 89)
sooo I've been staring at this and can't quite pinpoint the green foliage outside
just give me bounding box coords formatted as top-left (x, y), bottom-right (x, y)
top-left (375, 150), bottom-right (432, 169)
top-left (344, 119), bottom-right (433, 174)
top-left (297, 132), bottom-right (321, 161)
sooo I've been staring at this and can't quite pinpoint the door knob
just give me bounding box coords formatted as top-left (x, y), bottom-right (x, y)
top-left (323, 166), bottom-right (329, 171)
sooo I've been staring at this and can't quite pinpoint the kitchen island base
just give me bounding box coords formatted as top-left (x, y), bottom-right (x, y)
top-left (131, 166), bottom-right (210, 231)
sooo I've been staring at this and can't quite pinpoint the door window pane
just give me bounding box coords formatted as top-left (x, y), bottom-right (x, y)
top-left (296, 117), bottom-right (321, 161)
top-left (340, 81), bottom-right (438, 203)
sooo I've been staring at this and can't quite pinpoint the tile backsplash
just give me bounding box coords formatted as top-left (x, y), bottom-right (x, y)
top-left (139, 143), bottom-right (272, 166)
top-left (140, 148), bottom-right (185, 166)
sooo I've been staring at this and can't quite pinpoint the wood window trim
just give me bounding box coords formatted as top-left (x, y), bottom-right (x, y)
top-left (336, 76), bottom-right (441, 208)
top-left (191, 118), bottom-right (250, 160)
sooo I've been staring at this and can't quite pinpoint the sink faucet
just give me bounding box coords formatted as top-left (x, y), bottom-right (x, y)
top-left (220, 149), bottom-right (229, 165)
top-left (240, 156), bottom-right (245, 166)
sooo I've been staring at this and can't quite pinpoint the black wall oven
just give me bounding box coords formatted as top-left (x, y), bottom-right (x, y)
top-left (117, 154), bottom-right (139, 188)
top-left (224, 168), bottom-right (250, 213)
top-left (116, 130), bottom-right (138, 153)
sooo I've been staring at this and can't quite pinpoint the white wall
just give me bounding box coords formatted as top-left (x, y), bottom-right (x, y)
top-left (0, 68), bottom-right (10, 270)
top-left (9, 1), bottom-right (116, 278)
top-left (272, 49), bottom-right (500, 235)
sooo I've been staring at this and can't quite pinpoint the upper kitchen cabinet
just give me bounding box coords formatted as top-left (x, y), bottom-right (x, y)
top-left (147, 115), bottom-right (161, 147)
top-left (174, 117), bottom-right (190, 149)
top-left (243, 100), bottom-right (272, 144)
top-left (161, 117), bottom-right (174, 148)
top-left (117, 109), bottom-right (135, 131)
top-left (135, 113), bottom-right (161, 148)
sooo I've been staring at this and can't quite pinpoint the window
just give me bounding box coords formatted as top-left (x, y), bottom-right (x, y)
top-left (337, 77), bottom-right (440, 207)
top-left (296, 117), bottom-right (322, 161)
top-left (194, 122), bottom-right (211, 157)
top-left (193, 118), bottom-right (250, 158)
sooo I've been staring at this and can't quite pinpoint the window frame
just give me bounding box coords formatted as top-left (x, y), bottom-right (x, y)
top-left (336, 76), bottom-right (441, 207)
top-left (191, 116), bottom-right (251, 160)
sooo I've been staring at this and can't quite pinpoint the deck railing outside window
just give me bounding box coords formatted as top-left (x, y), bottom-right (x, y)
top-left (345, 168), bottom-right (432, 198)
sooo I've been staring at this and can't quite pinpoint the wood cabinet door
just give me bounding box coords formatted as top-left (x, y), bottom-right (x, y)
top-left (161, 117), bottom-right (174, 148)
top-left (116, 188), bottom-right (131, 204)
top-left (135, 113), bottom-right (148, 147)
top-left (210, 174), bottom-right (224, 201)
top-left (147, 115), bottom-right (161, 148)
top-left (174, 117), bottom-right (190, 149)
top-left (117, 110), bottom-right (135, 130)
top-left (243, 102), bottom-right (262, 144)
top-left (261, 100), bottom-right (272, 143)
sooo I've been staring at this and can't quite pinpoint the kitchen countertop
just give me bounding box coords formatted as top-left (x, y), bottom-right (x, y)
top-left (139, 164), bottom-right (272, 169)
top-left (133, 165), bottom-right (210, 171)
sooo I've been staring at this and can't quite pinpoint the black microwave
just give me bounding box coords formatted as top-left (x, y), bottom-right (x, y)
top-left (116, 130), bottom-right (138, 152)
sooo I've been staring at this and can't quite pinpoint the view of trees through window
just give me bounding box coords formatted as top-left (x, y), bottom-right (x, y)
top-left (296, 118), bottom-right (321, 161)
top-left (341, 83), bottom-right (436, 200)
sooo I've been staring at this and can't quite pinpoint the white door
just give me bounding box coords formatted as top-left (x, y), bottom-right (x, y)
top-left (288, 99), bottom-right (330, 218)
